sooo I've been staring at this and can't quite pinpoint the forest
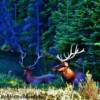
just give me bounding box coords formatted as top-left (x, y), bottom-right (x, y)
top-left (0, 0), bottom-right (100, 99)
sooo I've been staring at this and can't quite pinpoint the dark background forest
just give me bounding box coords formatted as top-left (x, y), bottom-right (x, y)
top-left (0, 0), bottom-right (100, 85)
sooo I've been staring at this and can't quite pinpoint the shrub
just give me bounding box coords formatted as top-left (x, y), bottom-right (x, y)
top-left (79, 72), bottom-right (99, 100)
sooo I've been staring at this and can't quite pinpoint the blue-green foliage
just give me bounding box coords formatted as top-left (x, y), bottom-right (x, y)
top-left (0, 0), bottom-right (43, 54)
top-left (0, 0), bottom-right (100, 82)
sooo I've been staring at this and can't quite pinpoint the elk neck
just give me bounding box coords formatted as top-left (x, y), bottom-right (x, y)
top-left (59, 62), bottom-right (76, 80)
top-left (24, 68), bottom-right (36, 83)
top-left (61, 67), bottom-right (76, 80)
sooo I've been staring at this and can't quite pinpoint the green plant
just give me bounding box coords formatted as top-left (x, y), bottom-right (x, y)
top-left (0, 73), bottom-right (26, 88)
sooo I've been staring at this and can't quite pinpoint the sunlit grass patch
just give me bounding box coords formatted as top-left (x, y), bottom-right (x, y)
top-left (0, 73), bottom-right (99, 100)
top-left (0, 84), bottom-right (99, 99)
top-left (0, 85), bottom-right (82, 100)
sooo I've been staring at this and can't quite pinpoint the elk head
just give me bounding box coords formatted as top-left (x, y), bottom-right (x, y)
top-left (53, 45), bottom-right (85, 80)
top-left (19, 51), bottom-right (42, 77)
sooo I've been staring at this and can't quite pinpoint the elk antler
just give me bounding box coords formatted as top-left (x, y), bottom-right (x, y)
top-left (19, 50), bottom-right (42, 69)
top-left (56, 45), bottom-right (85, 62)
top-left (29, 52), bottom-right (42, 69)
top-left (19, 51), bottom-right (27, 67)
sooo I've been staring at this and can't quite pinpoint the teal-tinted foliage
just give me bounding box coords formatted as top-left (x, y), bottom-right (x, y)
top-left (0, 0), bottom-right (100, 82)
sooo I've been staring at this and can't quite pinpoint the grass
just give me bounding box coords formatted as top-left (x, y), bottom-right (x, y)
top-left (79, 72), bottom-right (100, 100)
top-left (0, 73), bottom-right (26, 88)
top-left (0, 72), bottom-right (100, 100)
top-left (0, 85), bottom-right (82, 100)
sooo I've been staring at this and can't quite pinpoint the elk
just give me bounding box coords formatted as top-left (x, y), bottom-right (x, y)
top-left (19, 52), bottom-right (56, 85)
top-left (52, 45), bottom-right (86, 86)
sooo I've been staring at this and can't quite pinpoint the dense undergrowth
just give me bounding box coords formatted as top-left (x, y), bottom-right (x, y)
top-left (0, 72), bottom-right (100, 100)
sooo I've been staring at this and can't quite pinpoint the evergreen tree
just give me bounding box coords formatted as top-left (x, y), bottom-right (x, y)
top-left (41, 0), bottom-right (100, 79)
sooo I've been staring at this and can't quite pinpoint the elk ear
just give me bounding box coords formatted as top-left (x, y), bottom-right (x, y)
top-left (23, 69), bottom-right (27, 75)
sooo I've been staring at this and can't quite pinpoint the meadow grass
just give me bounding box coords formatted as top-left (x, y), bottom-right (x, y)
top-left (0, 73), bottom-right (100, 100)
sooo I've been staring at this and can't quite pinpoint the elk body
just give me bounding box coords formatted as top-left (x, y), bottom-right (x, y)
top-left (24, 67), bottom-right (56, 85)
top-left (53, 45), bottom-right (86, 86)
top-left (20, 52), bottom-right (56, 85)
